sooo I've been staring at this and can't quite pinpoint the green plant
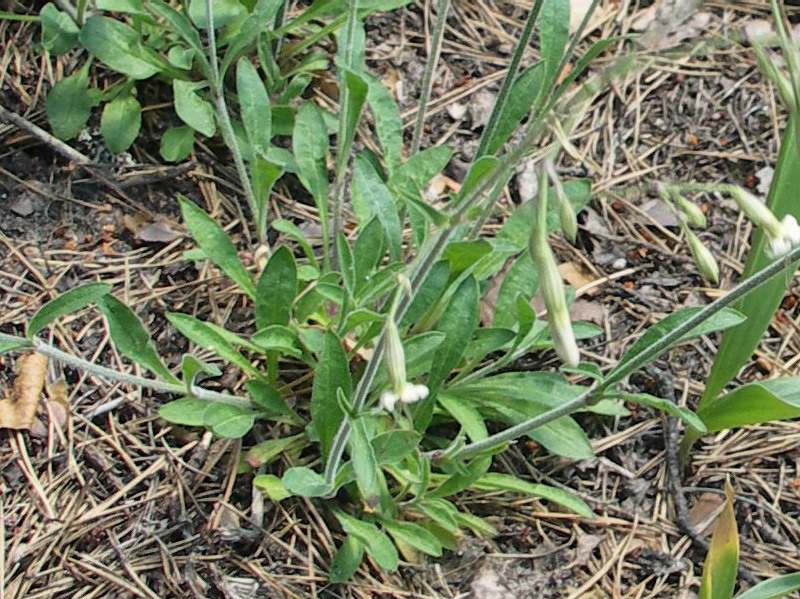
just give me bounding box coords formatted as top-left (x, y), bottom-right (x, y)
top-left (5, 0), bottom-right (800, 583)
top-left (698, 480), bottom-right (800, 599)
top-left (679, 0), bottom-right (800, 456)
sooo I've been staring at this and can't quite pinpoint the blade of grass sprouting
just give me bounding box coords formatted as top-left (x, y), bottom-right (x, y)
top-left (701, 119), bottom-right (800, 406)
top-left (409, 0), bottom-right (452, 155)
top-left (699, 480), bottom-right (739, 599)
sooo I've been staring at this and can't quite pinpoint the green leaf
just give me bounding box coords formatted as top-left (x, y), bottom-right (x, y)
top-left (255, 246), bottom-right (297, 329)
top-left (352, 154), bottom-right (402, 261)
top-left (335, 68), bottom-right (368, 178)
top-left (704, 119), bottom-right (800, 404)
top-left (427, 276), bottom-right (479, 396)
top-left (365, 72), bottom-right (403, 175)
top-left (158, 397), bottom-right (208, 426)
top-left (98, 294), bottom-right (177, 383)
top-left (203, 403), bottom-right (255, 438)
top-left (188, 0), bottom-right (245, 29)
top-left (271, 219), bottom-right (318, 268)
top-left (311, 332), bottom-right (352, 458)
top-left (283, 466), bottom-right (331, 497)
top-left (455, 156), bottom-right (501, 204)
top-left (173, 80), bottom-right (216, 138)
top-left (251, 158), bottom-right (283, 239)
top-left (148, 0), bottom-right (205, 56)
top-left (251, 325), bottom-right (303, 358)
top-left (101, 95), bottom-right (141, 153)
top-left (180, 354), bottom-right (221, 388)
top-left (475, 473), bottom-right (594, 518)
top-left (46, 62), bottom-right (97, 140)
top-left (442, 240), bottom-right (493, 275)
top-left (80, 16), bottom-right (162, 79)
top-left (237, 58), bottom-right (272, 160)
top-left (540, 0), bottom-right (570, 87)
top-left (293, 102), bottom-right (329, 207)
top-left (96, 0), bottom-right (146, 14)
top-left (615, 392), bottom-right (706, 433)
top-left (28, 283), bottom-right (111, 338)
top-left (484, 62), bottom-right (543, 155)
top-left (699, 481), bottom-right (739, 599)
top-left (350, 414), bottom-right (383, 502)
top-left (418, 499), bottom-right (459, 532)
top-left (245, 433), bottom-right (305, 467)
top-left (697, 378), bottom-right (800, 434)
top-left (381, 519), bottom-right (443, 557)
top-left (160, 126), bottom-right (194, 162)
top-left (454, 511), bottom-right (497, 538)
top-left (40, 3), bottom-right (79, 56)
top-left (438, 394), bottom-right (487, 442)
top-left (179, 196), bottom-right (256, 298)
top-left (370, 430), bottom-right (421, 465)
top-left (253, 474), bottom-right (292, 501)
top-left (429, 456), bottom-right (492, 499)
top-left (388, 145), bottom-right (453, 204)
top-left (246, 379), bottom-right (301, 423)
top-left (166, 312), bottom-right (260, 377)
top-left (0, 333), bottom-right (33, 356)
top-left (329, 535), bottom-right (364, 583)
top-left (400, 261), bottom-right (449, 328)
top-left (333, 511), bottom-right (398, 571)
top-left (734, 572), bottom-right (800, 599)
top-left (607, 307), bottom-right (746, 385)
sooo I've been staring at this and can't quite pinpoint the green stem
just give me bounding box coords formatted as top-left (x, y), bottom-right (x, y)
top-left (474, 0), bottom-right (544, 158)
top-left (205, 0), bottom-right (266, 247)
top-left (26, 336), bottom-right (252, 408)
top-left (453, 243), bottom-right (800, 461)
top-left (409, 0), bottom-right (451, 155)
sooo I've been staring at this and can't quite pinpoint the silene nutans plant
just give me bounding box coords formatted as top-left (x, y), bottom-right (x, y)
top-left (4, 0), bottom-right (800, 587)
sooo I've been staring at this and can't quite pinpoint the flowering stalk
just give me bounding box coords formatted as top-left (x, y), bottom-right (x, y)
top-left (545, 160), bottom-right (577, 244)
top-left (729, 188), bottom-right (800, 259)
top-left (528, 170), bottom-right (580, 368)
top-left (379, 275), bottom-right (430, 412)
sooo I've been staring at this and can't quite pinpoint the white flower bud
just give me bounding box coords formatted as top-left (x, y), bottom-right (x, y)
top-left (685, 229), bottom-right (719, 285)
top-left (529, 226), bottom-right (580, 368)
top-left (674, 194), bottom-right (706, 229)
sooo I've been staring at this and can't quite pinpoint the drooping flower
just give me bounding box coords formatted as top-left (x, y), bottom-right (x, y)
top-left (730, 188), bottom-right (800, 259)
top-left (378, 276), bottom-right (430, 412)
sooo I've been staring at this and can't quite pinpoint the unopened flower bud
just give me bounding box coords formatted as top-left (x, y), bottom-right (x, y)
top-left (528, 224), bottom-right (580, 368)
top-left (674, 194), bottom-right (706, 229)
top-left (685, 229), bottom-right (719, 285)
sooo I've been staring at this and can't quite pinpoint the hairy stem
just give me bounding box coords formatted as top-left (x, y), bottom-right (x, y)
top-left (453, 243), bottom-right (800, 460)
top-left (26, 336), bottom-right (252, 408)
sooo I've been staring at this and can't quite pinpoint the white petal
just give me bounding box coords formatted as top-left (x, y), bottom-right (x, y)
top-left (413, 384), bottom-right (430, 401)
top-left (782, 215), bottom-right (800, 246)
top-left (380, 391), bottom-right (398, 412)
top-left (399, 383), bottom-right (419, 404)
top-left (766, 236), bottom-right (791, 259)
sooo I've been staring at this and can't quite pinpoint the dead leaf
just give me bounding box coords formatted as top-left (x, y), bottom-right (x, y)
top-left (558, 261), bottom-right (600, 295)
top-left (0, 353), bottom-right (48, 430)
top-left (137, 220), bottom-right (182, 243)
top-left (689, 492), bottom-right (725, 538)
top-left (634, 0), bottom-right (712, 50)
top-left (570, 299), bottom-right (605, 325)
top-left (423, 173), bottom-right (461, 202)
top-left (29, 378), bottom-right (70, 438)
